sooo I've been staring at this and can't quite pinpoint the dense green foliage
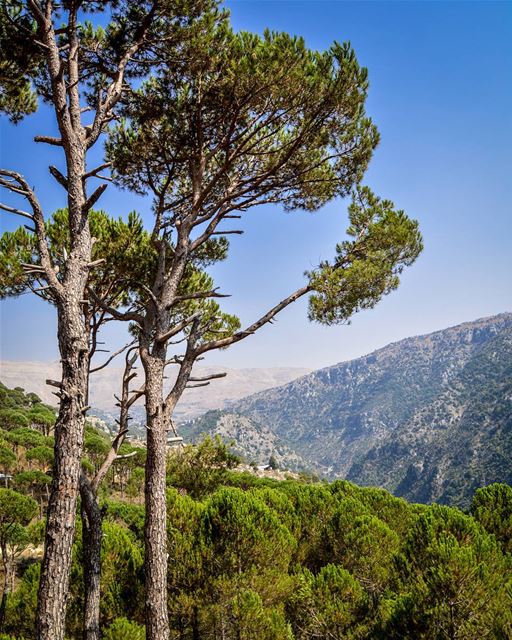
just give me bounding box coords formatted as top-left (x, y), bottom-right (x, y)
top-left (105, 17), bottom-right (422, 332)
top-left (0, 382), bottom-right (510, 639)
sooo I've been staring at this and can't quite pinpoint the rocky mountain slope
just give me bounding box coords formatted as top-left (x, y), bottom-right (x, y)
top-left (348, 322), bottom-right (512, 505)
top-left (181, 411), bottom-right (310, 470)
top-left (187, 313), bottom-right (512, 506)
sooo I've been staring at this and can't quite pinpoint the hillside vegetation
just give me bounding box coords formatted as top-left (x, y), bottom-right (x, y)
top-left (0, 382), bottom-right (511, 639)
top-left (188, 313), bottom-right (512, 507)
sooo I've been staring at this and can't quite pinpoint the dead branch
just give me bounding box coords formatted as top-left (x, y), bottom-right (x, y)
top-left (89, 340), bottom-right (136, 374)
top-left (188, 372), bottom-right (227, 382)
top-left (155, 311), bottom-right (202, 344)
top-left (46, 379), bottom-right (62, 389)
top-left (49, 166), bottom-right (68, 189)
top-left (0, 202), bottom-right (34, 221)
top-left (198, 283), bottom-right (312, 354)
top-left (83, 183), bottom-right (108, 213)
top-left (34, 135), bottom-right (63, 146)
top-left (83, 162), bottom-right (112, 181)
top-left (169, 287), bottom-right (230, 306)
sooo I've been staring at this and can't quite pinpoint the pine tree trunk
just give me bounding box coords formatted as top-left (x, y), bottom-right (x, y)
top-left (0, 543), bottom-right (10, 631)
top-left (36, 296), bottom-right (90, 640)
top-left (143, 357), bottom-right (170, 640)
top-left (80, 476), bottom-right (103, 640)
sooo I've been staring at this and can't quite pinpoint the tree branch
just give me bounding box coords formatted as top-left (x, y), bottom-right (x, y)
top-left (113, 451), bottom-right (138, 461)
top-left (91, 347), bottom-right (142, 492)
top-left (164, 316), bottom-right (203, 414)
top-left (198, 284), bottom-right (312, 354)
top-left (211, 230), bottom-right (243, 236)
top-left (169, 288), bottom-right (230, 306)
top-left (89, 340), bottom-right (136, 374)
top-left (0, 169), bottom-right (62, 293)
top-left (155, 311), bottom-right (202, 344)
top-left (34, 135), bottom-right (63, 146)
top-left (0, 203), bottom-right (34, 221)
top-left (49, 166), bottom-right (68, 190)
top-left (87, 287), bottom-right (144, 325)
top-left (188, 372), bottom-right (227, 382)
top-left (86, 3), bottom-right (158, 149)
top-left (83, 162), bottom-right (112, 182)
top-left (83, 183), bottom-right (108, 213)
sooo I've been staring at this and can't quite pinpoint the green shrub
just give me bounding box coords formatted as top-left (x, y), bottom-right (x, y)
top-left (103, 618), bottom-right (145, 640)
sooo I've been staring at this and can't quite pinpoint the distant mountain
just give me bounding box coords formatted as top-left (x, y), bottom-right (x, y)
top-left (0, 360), bottom-right (309, 420)
top-left (187, 313), bottom-right (512, 506)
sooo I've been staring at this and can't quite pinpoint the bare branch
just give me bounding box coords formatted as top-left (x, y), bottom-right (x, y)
top-left (49, 166), bottom-right (68, 189)
top-left (32, 285), bottom-right (51, 293)
top-left (89, 340), bottom-right (136, 374)
top-left (0, 177), bottom-right (30, 197)
top-left (163, 316), bottom-right (203, 414)
top-left (87, 259), bottom-right (106, 268)
top-left (34, 135), bottom-right (63, 146)
top-left (114, 451), bottom-right (138, 461)
top-left (188, 372), bottom-right (227, 382)
top-left (198, 284), bottom-right (312, 354)
top-left (0, 169), bottom-right (61, 293)
top-left (92, 174), bottom-right (113, 183)
top-left (211, 230), bottom-right (244, 236)
top-left (91, 347), bottom-right (143, 492)
top-left (83, 183), bottom-right (108, 213)
top-left (169, 288), bottom-right (231, 306)
top-left (0, 203), bottom-right (34, 221)
top-left (46, 379), bottom-right (62, 389)
top-left (155, 311), bottom-right (202, 344)
top-left (83, 162), bottom-right (112, 181)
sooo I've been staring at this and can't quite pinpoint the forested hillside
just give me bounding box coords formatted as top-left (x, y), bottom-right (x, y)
top-left (187, 313), bottom-right (512, 506)
top-left (0, 381), bottom-right (511, 639)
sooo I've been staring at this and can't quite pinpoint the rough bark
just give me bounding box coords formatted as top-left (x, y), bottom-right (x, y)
top-left (138, 222), bottom-right (191, 640)
top-left (80, 476), bottom-right (103, 640)
top-left (0, 542), bottom-right (10, 631)
top-left (143, 355), bottom-right (170, 640)
top-left (37, 296), bottom-right (90, 640)
top-left (32, 5), bottom-right (92, 636)
top-left (0, 3), bottom-right (154, 637)
top-left (80, 347), bottom-right (140, 640)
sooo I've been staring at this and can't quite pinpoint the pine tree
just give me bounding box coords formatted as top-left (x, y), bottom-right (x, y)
top-left (471, 483), bottom-right (512, 553)
top-left (390, 505), bottom-right (511, 639)
top-left (102, 22), bottom-right (422, 629)
top-left (0, 3), bottom-right (222, 638)
top-left (0, 488), bottom-right (38, 630)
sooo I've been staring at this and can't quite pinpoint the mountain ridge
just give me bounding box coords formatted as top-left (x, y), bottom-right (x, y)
top-left (0, 361), bottom-right (310, 420)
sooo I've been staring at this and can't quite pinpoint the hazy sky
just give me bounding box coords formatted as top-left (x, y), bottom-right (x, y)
top-left (1, 1), bottom-right (511, 370)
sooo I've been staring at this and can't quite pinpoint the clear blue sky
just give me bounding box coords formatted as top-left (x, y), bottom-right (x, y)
top-left (1, 1), bottom-right (511, 369)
